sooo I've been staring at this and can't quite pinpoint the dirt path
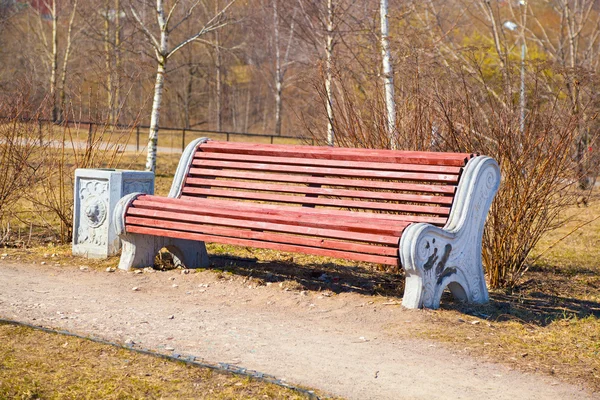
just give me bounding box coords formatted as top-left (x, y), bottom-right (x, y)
top-left (0, 260), bottom-right (594, 400)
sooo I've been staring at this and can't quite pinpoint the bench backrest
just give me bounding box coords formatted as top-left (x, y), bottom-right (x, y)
top-left (175, 140), bottom-right (473, 227)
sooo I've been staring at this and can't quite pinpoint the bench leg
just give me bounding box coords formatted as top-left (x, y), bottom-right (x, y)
top-left (118, 233), bottom-right (210, 271)
top-left (399, 156), bottom-right (500, 309)
top-left (399, 224), bottom-right (488, 309)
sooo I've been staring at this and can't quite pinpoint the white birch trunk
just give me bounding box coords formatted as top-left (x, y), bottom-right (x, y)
top-left (215, 31), bottom-right (223, 132)
top-left (145, 0), bottom-right (168, 173)
top-left (114, 0), bottom-right (121, 124)
top-left (325, 0), bottom-right (334, 146)
top-left (146, 58), bottom-right (166, 172)
top-left (59, 0), bottom-right (78, 123)
top-left (51, 0), bottom-right (59, 122)
top-left (380, 0), bottom-right (396, 149)
top-left (104, 0), bottom-right (113, 122)
top-left (273, 0), bottom-right (283, 136)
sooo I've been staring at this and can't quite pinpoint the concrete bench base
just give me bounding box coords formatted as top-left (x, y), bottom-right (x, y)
top-left (400, 156), bottom-right (499, 308)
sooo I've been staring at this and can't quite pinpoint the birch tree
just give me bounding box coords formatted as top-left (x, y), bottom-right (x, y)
top-left (29, 0), bottom-right (80, 122)
top-left (213, 27), bottom-right (223, 131)
top-left (379, 0), bottom-right (396, 149)
top-left (58, 1), bottom-right (78, 122)
top-left (272, 0), bottom-right (297, 136)
top-left (324, 0), bottom-right (334, 145)
top-left (296, 0), bottom-right (339, 145)
top-left (129, 0), bottom-right (236, 172)
top-left (101, 0), bottom-right (123, 123)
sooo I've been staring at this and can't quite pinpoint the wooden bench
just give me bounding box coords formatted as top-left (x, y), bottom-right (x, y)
top-left (114, 138), bottom-right (500, 309)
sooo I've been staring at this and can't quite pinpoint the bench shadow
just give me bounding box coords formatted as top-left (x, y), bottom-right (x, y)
top-left (165, 251), bottom-right (600, 326)
top-left (206, 253), bottom-right (405, 297)
top-left (441, 292), bottom-right (600, 327)
top-left (440, 265), bottom-right (600, 327)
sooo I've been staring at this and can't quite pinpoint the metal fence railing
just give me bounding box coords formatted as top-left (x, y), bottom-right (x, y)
top-left (0, 116), bottom-right (314, 152)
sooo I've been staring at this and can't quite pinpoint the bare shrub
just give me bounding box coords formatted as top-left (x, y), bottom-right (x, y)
top-left (306, 56), bottom-right (596, 288)
top-left (0, 81), bottom-right (140, 245)
top-left (0, 93), bottom-right (47, 244)
top-left (25, 106), bottom-right (138, 243)
top-left (435, 62), bottom-right (594, 287)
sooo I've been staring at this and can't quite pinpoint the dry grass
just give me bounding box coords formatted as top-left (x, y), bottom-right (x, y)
top-left (410, 194), bottom-right (600, 392)
top-left (0, 323), bottom-right (311, 400)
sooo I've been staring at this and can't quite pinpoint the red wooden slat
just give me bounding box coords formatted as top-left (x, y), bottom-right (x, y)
top-left (127, 207), bottom-right (401, 245)
top-left (126, 216), bottom-right (398, 257)
top-left (185, 177), bottom-right (454, 205)
top-left (126, 225), bottom-right (399, 265)
top-left (149, 195), bottom-right (449, 225)
top-left (194, 152), bottom-right (463, 174)
top-left (180, 187), bottom-right (451, 216)
top-left (188, 168), bottom-right (456, 195)
top-left (199, 141), bottom-right (472, 166)
top-left (191, 159), bottom-right (460, 183)
top-left (132, 199), bottom-right (411, 236)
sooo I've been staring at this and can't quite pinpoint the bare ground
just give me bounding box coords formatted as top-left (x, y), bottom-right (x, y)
top-left (0, 259), bottom-right (596, 400)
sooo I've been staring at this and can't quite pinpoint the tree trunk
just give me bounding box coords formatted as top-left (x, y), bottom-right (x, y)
top-left (232, 86), bottom-right (238, 131)
top-left (114, 0), bottom-right (121, 124)
top-left (380, 0), bottom-right (396, 149)
top-left (244, 87), bottom-right (251, 132)
top-left (564, 1), bottom-right (589, 188)
top-left (104, 0), bottom-right (113, 123)
top-left (145, 58), bottom-right (166, 172)
top-left (59, 6), bottom-right (76, 123)
top-left (184, 63), bottom-right (193, 129)
top-left (50, 0), bottom-right (59, 122)
top-left (273, 0), bottom-right (282, 136)
top-left (325, 0), bottom-right (334, 146)
top-left (518, 1), bottom-right (527, 135)
top-left (215, 30), bottom-right (223, 132)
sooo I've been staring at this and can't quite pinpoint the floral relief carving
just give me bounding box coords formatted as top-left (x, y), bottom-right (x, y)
top-left (76, 179), bottom-right (109, 246)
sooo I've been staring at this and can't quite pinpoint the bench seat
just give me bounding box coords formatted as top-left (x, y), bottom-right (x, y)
top-left (114, 138), bottom-right (501, 308)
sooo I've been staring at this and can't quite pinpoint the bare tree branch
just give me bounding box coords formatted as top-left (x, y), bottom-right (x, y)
top-left (129, 5), bottom-right (160, 50)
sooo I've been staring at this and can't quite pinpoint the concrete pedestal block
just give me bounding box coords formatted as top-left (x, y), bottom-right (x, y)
top-left (72, 169), bottom-right (154, 258)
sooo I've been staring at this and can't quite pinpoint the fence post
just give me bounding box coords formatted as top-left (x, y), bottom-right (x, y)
top-left (38, 120), bottom-right (43, 146)
top-left (182, 128), bottom-right (186, 151)
top-left (87, 122), bottom-right (93, 148)
top-left (226, 132), bottom-right (230, 142)
top-left (136, 126), bottom-right (140, 151)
